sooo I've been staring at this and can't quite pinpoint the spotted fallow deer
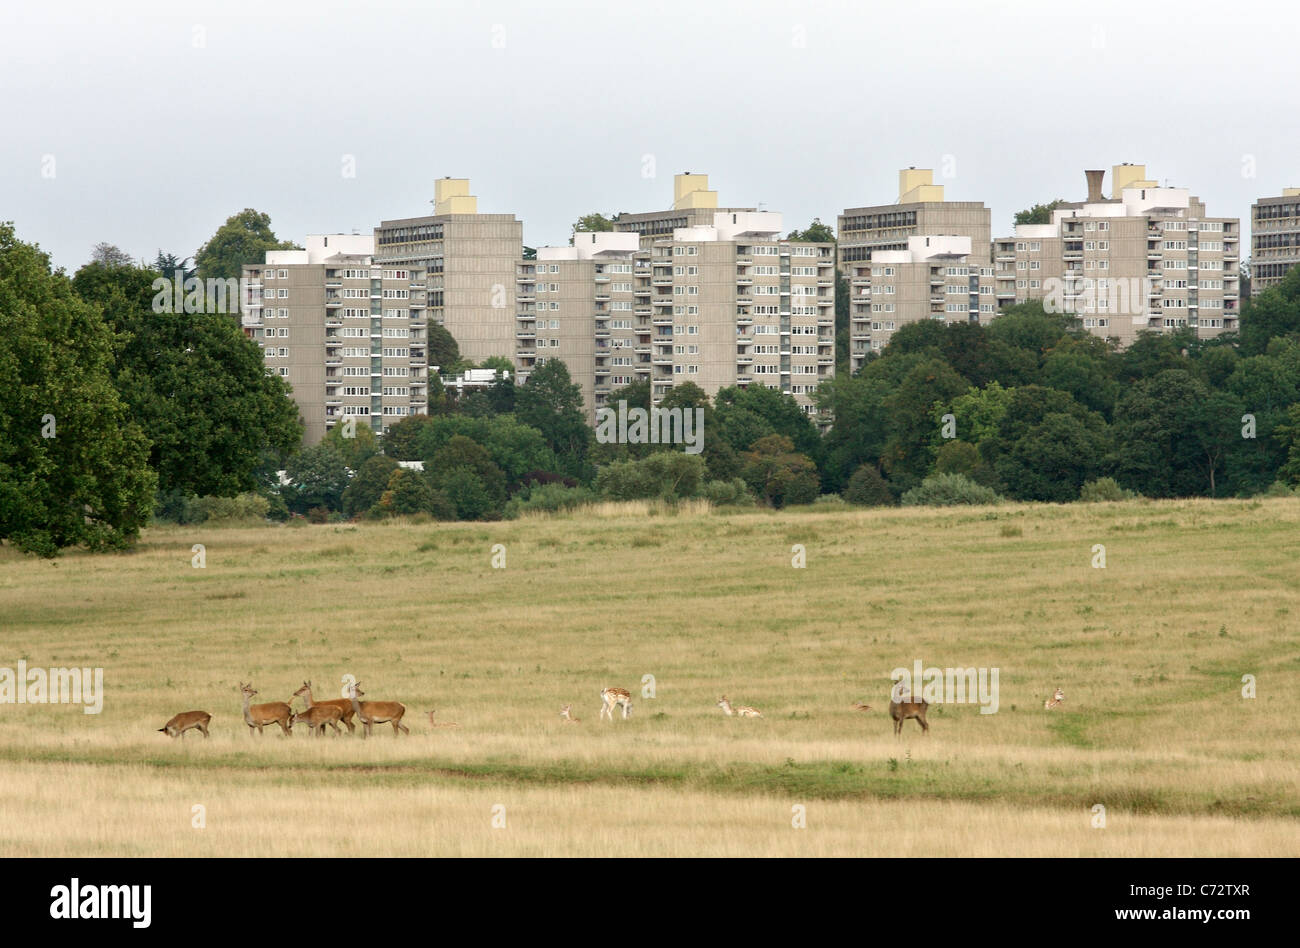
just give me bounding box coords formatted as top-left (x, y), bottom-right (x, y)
top-left (599, 687), bottom-right (633, 721)
top-left (1044, 687), bottom-right (1065, 711)
top-left (347, 682), bottom-right (408, 737)
top-left (158, 710), bottom-right (211, 739)
top-left (889, 686), bottom-right (929, 737)
top-left (717, 696), bottom-right (762, 718)
top-left (559, 704), bottom-right (580, 724)
top-left (292, 704), bottom-right (344, 736)
top-left (239, 682), bottom-right (293, 736)
top-left (292, 680), bottom-right (357, 734)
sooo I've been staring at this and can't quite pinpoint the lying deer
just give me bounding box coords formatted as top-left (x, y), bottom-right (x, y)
top-left (851, 702), bottom-right (873, 712)
top-left (559, 704), bottom-right (580, 724)
top-left (1045, 687), bottom-right (1065, 711)
top-left (425, 710), bottom-right (459, 729)
top-left (889, 687), bottom-right (929, 737)
top-left (292, 704), bottom-right (344, 736)
top-left (717, 696), bottom-right (762, 718)
top-left (347, 682), bottom-right (408, 737)
top-left (240, 682), bottom-right (293, 736)
top-left (292, 680), bottom-right (356, 734)
top-left (158, 710), bottom-right (211, 739)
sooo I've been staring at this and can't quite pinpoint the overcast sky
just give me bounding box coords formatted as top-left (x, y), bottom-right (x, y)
top-left (3, 0), bottom-right (1296, 271)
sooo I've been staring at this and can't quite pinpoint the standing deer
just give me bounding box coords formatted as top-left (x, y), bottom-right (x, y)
top-left (599, 687), bottom-right (633, 721)
top-left (716, 696), bottom-right (762, 718)
top-left (292, 680), bottom-right (357, 734)
top-left (292, 704), bottom-right (344, 736)
top-left (347, 682), bottom-right (408, 737)
top-left (559, 704), bottom-right (580, 724)
top-left (158, 710), bottom-right (211, 739)
top-left (425, 710), bottom-right (459, 729)
top-left (240, 682), bottom-right (293, 736)
top-left (1044, 687), bottom-right (1065, 711)
top-left (889, 685), bottom-right (929, 737)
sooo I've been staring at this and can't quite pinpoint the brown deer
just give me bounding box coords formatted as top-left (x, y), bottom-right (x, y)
top-left (559, 704), bottom-right (580, 724)
top-left (158, 710), bottom-right (211, 739)
top-left (1044, 687), bottom-right (1065, 711)
top-left (851, 702), bottom-right (873, 712)
top-left (292, 680), bottom-right (356, 734)
top-left (717, 696), bottom-right (762, 718)
top-left (292, 704), bottom-right (344, 736)
top-left (425, 710), bottom-right (459, 729)
top-left (347, 682), bottom-right (408, 737)
top-left (599, 687), bottom-right (633, 721)
top-left (240, 682), bottom-right (293, 735)
top-left (889, 688), bottom-right (929, 737)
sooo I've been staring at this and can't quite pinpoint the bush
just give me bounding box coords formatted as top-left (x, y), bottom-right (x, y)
top-left (843, 464), bottom-right (896, 506)
top-left (1078, 477), bottom-right (1138, 503)
top-left (503, 483), bottom-right (600, 518)
top-left (307, 506), bottom-right (331, 524)
top-left (702, 478), bottom-right (754, 507)
top-left (595, 452), bottom-right (708, 501)
top-left (1263, 480), bottom-right (1297, 498)
top-left (901, 473), bottom-right (1000, 507)
top-left (190, 493), bottom-right (271, 523)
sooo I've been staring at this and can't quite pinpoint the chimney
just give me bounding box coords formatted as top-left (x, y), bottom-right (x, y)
top-left (1085, 169), bottom-right (1105, 203)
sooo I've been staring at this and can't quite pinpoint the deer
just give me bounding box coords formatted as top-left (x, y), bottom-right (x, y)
top-left (717, 696), bottom-right (762, 718)
top-left (851, 702), bottom-right (873, 712)
top-left (559, 704), bottom-right (580, 724)
top-left (889, 685), bottom-right (929, 737)
top-left (292, 680), bottom-right (357, 734)
top-left (425, 710), bottom-right (459, 729)
top-left (599, 687), bottom-right (633, 721)
top-left (1045, 687), bottom-right (1065, 711)
top-left (347, 682), bottom-right (408, 737)
top-left (158, 710), bottom-right (211, 739)
top-left (292, 704), bottom-right (344, 736)
top-left (239, 682), bottom-right (293, 736)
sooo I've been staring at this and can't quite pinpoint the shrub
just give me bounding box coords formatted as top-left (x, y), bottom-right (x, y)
top-left (1078, 477), bottom-right (1137, 503)
top-left (307, 506), bottom-right (331, 524)
top-left (702, 478), bottom-right (754, 507)
top-left (843, 464), bottom-right (895, 506)
top-left (595, 452), bottom-right (707, 501)
top-left (901, 473), bottom-right (1000, 507)
top-left (193, 492), bottom-right (271, 523)
top-left (503, 483), bottom-right (600, 518)
top-left (1263, 480), bottom-right (1297, 498)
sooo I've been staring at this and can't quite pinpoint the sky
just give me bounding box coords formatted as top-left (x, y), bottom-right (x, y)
top-left (3, 0), bottom-right (1297, 272)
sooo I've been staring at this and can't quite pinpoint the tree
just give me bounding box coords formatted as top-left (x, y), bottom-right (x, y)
top-left (1013, 200), bottom-right (1066, 226)
top-left (1238, 265), bottom-right (1300, 356)
top-left (342, 454), bottom-right (400, 516)
top-left (0, 224), bottom-right (156, 555)
top-left (425, 435), bottom-right (507, 519)
top-left (72, 260), bottom-right (303, 497)
top-left (714, 384), bottom-right (820, 458)
top-left (595, 453), bottom-right (707, 501)
top-left (740, 435), bottom-right (820, 508)
top-left (879, 358), bottom-right (970, 489)
top-left (89, 242), bottom-right (135, 268)
top-left (571, 213), bottom-right (617, 242)
top-left (843, 464), bottom-right (895, 506)
top-left (427, 324), bottom-right (461, 373)
top-left (786, 219), bottom-right (835, 243)
top-left (515, 360), bottom-right (591, 476)
top-left (1112, 371), bottom-right (1225, 497)
top-left (817, 374), bottom-right (892, 491)
top-left (414, 414), bottom-right (557, 489)
top-left (382, 414), bottom-right (436, 461)
top-left (322, 420), bottom-right (378, 471)
top-left (380, 468), bottom-right (437, 516)
top-left (284, 444), bottom-right (350, 513)
top-left (194, 209), bottom-right (297, 283)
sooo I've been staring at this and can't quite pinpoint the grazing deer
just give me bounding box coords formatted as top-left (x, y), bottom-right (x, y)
top-left (559, 704), bottom-right (580, 724)
top-left (599, 687), bottom-right (633, 721)
top-left (347, 682), bottom-right (409, 737)
top-left (1044, 687), bottom-right (1065, 711)
top-left (717, 696), bottom-right (762, 718)
top-left (292, 704), bottom-right (344, 736)
top-left (889, 687), bottom-right (929, 737)
top-left (158, 710), bottom-right (211, 739)
top-left (851, 702), bottom-right (873, 712)
top-left (292, 680), bottom-right (357, 734)
top-left (425, 710), bottom-right (459, 729)
top-left (239, 682), bottom-right (293, 736)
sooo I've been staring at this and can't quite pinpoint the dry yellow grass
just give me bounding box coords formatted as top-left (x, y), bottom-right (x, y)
top-left (1, 497), bottom-right (1298, 856)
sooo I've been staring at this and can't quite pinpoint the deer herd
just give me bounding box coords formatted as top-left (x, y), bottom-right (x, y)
top-left (158, 680), bottom-right (1068, 740)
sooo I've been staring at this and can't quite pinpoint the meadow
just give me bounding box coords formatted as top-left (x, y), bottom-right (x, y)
top-left (1, 497), bottom-right (1297, 857)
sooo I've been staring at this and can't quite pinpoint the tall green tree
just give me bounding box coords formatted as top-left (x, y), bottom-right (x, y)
top-left (194, 209), bottom-right (297, 282)
top-left (0, 224), bottom-right (156, 555)
top-left (515, 360), bottom-right (590, 476)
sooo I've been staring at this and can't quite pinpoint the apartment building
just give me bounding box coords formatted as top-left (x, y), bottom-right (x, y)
top-left (1251, 188), bottom-right (1300, 295)
top-left (374, 178), bottom-right (523, 365)
top-left (241, 235), bottom-right (429, 445)
top-left (612, 172), bottom-right (755, 249)
top-left (994, 165), bottom-right (1240, 344)
top-left (840, 169), bottom-right (996, 372)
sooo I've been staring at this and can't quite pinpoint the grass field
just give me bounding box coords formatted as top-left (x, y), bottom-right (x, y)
top-left (2, 498), bottom-right (1298, 857)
